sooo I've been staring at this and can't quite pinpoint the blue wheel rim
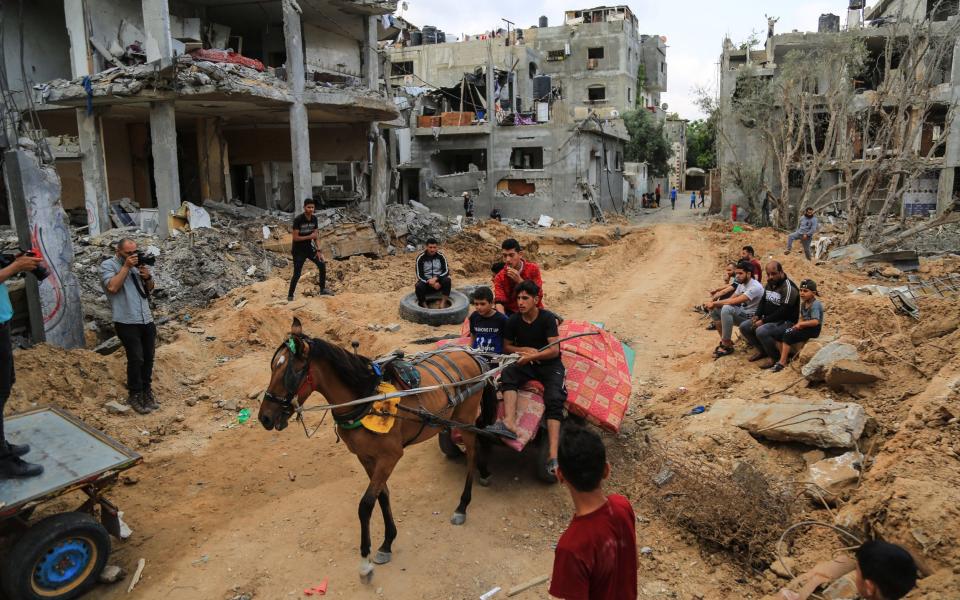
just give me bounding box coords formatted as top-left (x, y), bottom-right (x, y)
top-left (33, 538), bottom-right (93, 591)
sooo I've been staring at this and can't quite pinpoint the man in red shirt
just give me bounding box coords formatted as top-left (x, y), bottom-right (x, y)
top-left (493, 238), bottom-right (543, 315)
top-left (550, 425), bottom-right (637, 600)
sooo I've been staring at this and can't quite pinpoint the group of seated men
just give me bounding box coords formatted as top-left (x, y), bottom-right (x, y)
top-left (701, 245), bottom-right (825, 371)
top-left (412, 237), bottom-right (565, 478)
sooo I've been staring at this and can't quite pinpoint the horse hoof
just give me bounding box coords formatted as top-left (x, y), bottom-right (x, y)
top-left (450, 512), bottom-right (467, 526)
top-left (359, 570), bottom-right (374, 584)
top-left (359, 558), bottom-right (374, 583)
top-left (373, 551), bottom-right (392, 565)
top-left (478, 476), bottom-right (492, 487)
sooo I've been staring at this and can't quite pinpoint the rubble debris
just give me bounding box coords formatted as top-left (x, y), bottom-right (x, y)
top-left (800, 341), bottom-right (860, 382)
top-left (98, 565), bottom-right (126, 584)
top-left (805, 451), bottom-right (862, 500)
top-left (634, 442), bottom-right (796, 567)
top-left (693, 397), bottom-right (867, 449)
top-left (824, 359), bottom-right (883, 388)
top-left (93, 336), bottom-right (123, 355)
top-left (104, 400), bottom-right (131, 415)
top-left (855, 250), bottom-right (920, 272)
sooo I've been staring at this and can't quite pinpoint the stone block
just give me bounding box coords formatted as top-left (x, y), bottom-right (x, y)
top-left (801, 341), bottom-right (860, 382)
top-left (806, 451), bottom-right (862, 497)
top-left (825, 359), bottom-right (883, 387)
top-left (699, 396), bottom-right (866, 448)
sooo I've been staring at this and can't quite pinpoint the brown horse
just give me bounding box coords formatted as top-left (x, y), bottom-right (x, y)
top-left (258, 318), bottom-right (490, 582)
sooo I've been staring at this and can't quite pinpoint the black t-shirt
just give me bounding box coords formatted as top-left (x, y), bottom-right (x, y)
top-left (292, 213), bottom-right (319, 256)
top-left (503, 309), bottom-right (560, 365)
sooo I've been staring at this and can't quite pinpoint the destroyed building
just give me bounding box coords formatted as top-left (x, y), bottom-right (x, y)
top-left (6, 0), bottom-right (400, 238)
top-left (385, 5), bottom-right (668, 221)
top-left (717, 0), bottom-right (960, 222)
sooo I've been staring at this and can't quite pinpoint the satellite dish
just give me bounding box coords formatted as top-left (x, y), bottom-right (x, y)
top-left (661, 102), bottom-right (669, 111)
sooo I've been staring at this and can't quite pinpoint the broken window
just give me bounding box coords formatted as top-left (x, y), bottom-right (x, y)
top-left (529, 62), bottom-right (537, 78)
top-left (510, 147), bottom-right (544, 169)
top-left (588, 47), bottom-right (605, 59)
top-left (391, 61), bottom-right (414, 76)
top-left (928, 0), bottom-right (958, 21)
top-left (429, 150), bottom-right (487, 176)
top-left (789, 169), bottom-right (804, 188)
top-left (588, 85), bottom-right (606, 102)
top-left (497, 179), bottom-right (536, 195)
top-left (920, 105), bottom-right (949, 158)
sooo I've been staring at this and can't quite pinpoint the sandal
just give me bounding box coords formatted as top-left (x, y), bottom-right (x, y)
top-left (484, 421), bottom-right (518, 440)
top-left (706, 323), bottom-right (717, 331)
top-left (770, 363), bottom-right (785, 372)
top-left (713, 345), bottom-right (735, 358)
top-left (546, 458), bottom-right (559, 477)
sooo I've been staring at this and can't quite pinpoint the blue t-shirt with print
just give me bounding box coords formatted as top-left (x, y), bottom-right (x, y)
top-left (469, 310), bottom-right (508, 354)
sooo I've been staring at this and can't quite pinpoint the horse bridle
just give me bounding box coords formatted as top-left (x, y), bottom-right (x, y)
top-left (264, 335), bottom-right (314, 419)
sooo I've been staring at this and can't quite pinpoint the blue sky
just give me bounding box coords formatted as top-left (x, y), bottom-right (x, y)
top-left (398, 1), bottom-right (850, 119)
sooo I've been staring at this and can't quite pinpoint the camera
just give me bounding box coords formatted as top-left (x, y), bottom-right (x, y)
top-left (0, 249), bottom-right (50, 281)
top-left (136, 251), bottom-right (156, 267)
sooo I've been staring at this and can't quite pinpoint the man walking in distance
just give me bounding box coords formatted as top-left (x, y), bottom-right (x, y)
top-left (670, 186), bottom-right (678, 210)
top-left (0, 252), bottom-right (45, 478)
top-left (655, 183), bottom-right (661, 207)
top-left (288, 198), bottom-right (332, 301)
top-left (101, 239), bottom-right (157, 415)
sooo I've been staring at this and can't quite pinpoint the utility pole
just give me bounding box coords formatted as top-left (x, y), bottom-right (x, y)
top-left (486, 40), bottom-right (496, 210)
top-left (501, 18), bottom-right (514, 47)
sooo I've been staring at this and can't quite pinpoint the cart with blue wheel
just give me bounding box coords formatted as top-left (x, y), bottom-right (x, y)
top-left (0, 407), bottom-right (141, 600)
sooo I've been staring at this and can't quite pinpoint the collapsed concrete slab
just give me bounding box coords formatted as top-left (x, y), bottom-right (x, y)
top-left (805, 451), bottom-right (862, 499)
top-left (825, 359), bottom-right (883, 388)
top-left (801, 341), bottom-right (860, 382)
top-left (688, 396), bottom-right (867, 449)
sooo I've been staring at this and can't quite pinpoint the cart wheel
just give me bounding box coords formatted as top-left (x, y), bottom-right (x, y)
top-left (535, 433), bottom-right (558, 484)
top-left (1, 512), bottom-right (111, 600)
top-left (438, 429), bottom-right (464, 459)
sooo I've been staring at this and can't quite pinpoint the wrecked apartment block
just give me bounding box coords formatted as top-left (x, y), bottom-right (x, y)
top-left (384, 5), bottom-right (668, 221)
top-left (12, 0), bottom-right (399, 238)
top-left (717, 1), bottom-right (960, 228)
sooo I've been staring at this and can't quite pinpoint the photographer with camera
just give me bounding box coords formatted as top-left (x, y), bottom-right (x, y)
top-left (101, 239), bottom-right (157, 415)
top-left (0, 252), bottom-right (44, 478)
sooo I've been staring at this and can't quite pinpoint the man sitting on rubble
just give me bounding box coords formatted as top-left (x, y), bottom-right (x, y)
top-left (776, 540), bottom-right (917, 600)
top-left (739, 261), bottom-right (800, 368)
top-left (288, 198), bottom-right (331, 302)
top-left (785, 206), bottom-right (819, 261)
top-left (487, 281), bottom-right (565, 478)
top-left (704, 259), bottom-right (764, 358)
top-left (494, 238), bottom-right (543, 315)
top-left (697, 261), bottom-right (738, 326)
top-left (414, 238), bottom-right (451, 306)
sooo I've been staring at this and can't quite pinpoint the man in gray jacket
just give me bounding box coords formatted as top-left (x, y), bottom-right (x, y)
top-left (786, 207), bottom-right (819, 260)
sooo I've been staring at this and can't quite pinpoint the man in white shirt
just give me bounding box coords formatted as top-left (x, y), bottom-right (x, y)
top-left (704, 260), bottom-right (764, 358)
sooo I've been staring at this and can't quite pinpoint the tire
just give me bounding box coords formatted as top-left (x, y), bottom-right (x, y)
top-left (1, 512), bottom-right (111, 600)
top-left (438, 429), bottom-right (464, 459)
top-left (399, 290), bottom-right (470, 326)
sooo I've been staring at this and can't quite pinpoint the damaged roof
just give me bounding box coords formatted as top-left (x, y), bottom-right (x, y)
top-left (38, 54), bottom-right (398, 124)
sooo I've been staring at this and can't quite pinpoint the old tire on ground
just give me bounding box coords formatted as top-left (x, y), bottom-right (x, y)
top-left (438, 429), bottom-right (464, 458)
top-left (1, 512), bottom-right (111, 600)
top-left (399, 290), bottom-right (469, 326)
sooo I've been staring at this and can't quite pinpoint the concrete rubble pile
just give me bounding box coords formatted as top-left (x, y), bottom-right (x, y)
top-left (72, 203), bottom-right (291, 332)
top-left (386, 202), bottom-right (459, 245)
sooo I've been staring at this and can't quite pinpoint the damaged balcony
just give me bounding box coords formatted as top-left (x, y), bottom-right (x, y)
top-left (329, 0), bottom-right (399, 15)
top-left (38, 53), bottom-right (398, 124)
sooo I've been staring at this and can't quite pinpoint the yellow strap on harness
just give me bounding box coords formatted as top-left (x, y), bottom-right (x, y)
top-left (360, 382), bottom-right (401, 434)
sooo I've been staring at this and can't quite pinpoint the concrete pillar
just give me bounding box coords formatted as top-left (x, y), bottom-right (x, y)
top-left (370, 126), bottom-right (387, 234)
top-left (364, 16), bottom-right (380, 90)
top-left (282, 0), bottom-right (311, 214)
top-left (149, 102), bottom-right (180, 237)
top-left (64, 0), bottom-right (112, 235)
top-left (2, 150), bottom-right (85, 348)
top-left (197, 117), bottom-right (227, 202)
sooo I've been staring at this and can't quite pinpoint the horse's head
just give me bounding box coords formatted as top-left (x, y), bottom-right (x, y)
top-left (259, 317), bottom-right (312, 431)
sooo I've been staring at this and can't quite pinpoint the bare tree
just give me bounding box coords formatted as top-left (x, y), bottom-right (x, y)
top-left (725, 4), bottom-right (960, 244)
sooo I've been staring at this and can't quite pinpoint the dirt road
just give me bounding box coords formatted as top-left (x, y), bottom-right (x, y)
top-left (85, 208), bottom-right (734, 600)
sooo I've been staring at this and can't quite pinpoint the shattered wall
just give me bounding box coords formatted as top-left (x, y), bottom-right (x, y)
top-left (86, 0), bottom-right (144, 63)
top-left (305, 22), bottom-right (363, 75)
top-left (3, 150), bottom-right (84, 349)
top-left (0, 0), bottom-right (72, 103)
